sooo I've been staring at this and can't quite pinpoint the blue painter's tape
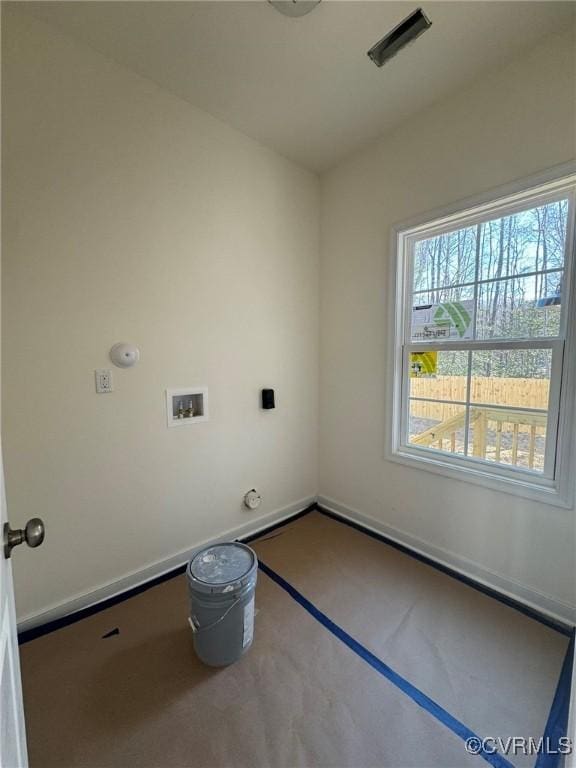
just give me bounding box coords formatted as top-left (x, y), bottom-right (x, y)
top-left (535, 632), bottom-right (575, 768)
top-left (259, 560), bottom-right (515, 768)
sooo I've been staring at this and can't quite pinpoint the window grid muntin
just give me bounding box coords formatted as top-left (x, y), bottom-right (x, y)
top-left (411, 266), bottom-right (564, 299)
top-left (401, 341), bottom-right (560, 479)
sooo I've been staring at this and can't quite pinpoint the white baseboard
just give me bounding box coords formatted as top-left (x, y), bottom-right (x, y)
top-left (17, 496), bottom-right (315, 634)
top-left (318, 495), bottom-right (576, 628)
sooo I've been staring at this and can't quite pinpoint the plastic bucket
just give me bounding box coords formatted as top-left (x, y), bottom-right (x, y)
top-left (187, 542), bottom-right (258, 667)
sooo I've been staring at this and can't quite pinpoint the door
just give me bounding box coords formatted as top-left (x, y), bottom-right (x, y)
top-left (0, 445), bottom-right (28, 768)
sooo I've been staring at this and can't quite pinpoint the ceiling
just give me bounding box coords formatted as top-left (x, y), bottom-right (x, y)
top-left (18, 1), bottom-right (576, 172)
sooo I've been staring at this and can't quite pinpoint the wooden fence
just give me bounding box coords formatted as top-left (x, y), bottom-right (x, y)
top-left (410, 376), bottom-right (549, 434)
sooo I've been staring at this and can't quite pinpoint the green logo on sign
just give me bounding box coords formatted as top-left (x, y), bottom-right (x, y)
top-left (433, 302), bottom-right (471, 338)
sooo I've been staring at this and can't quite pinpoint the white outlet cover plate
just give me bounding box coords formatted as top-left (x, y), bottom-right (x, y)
top-left (95, 369), bottom-right (113, 393)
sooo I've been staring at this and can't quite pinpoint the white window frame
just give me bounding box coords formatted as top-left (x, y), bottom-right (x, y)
top-left (387, 164), bottom-right (576, 508)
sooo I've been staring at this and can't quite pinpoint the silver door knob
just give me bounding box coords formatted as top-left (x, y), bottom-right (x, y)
top-left (3, 518), bottom-right (45, 559)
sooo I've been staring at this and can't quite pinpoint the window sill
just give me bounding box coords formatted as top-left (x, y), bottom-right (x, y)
top-left (387, 446), bottom-right (573, 509)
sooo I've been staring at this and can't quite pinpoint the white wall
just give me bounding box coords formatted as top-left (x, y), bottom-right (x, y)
top-left (319, 28), bottom-right (576, 621)
top-left (2, 9), bottom-right (319, 623)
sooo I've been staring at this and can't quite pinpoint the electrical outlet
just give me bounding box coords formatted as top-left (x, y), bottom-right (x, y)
top-left (95, 369), bottom-right (113, 393)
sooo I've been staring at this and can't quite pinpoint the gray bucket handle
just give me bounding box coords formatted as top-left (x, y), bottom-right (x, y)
top-left (188, 596), bottom-right (242, 635)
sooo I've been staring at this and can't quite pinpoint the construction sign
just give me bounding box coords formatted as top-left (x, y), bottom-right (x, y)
top-left (412, 300), bottom-right (473, 341)
top-left (410, 351), bottom-right (437, 378)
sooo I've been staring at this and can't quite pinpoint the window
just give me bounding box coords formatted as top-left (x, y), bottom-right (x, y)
top-left (389, 171), bottom-right (576, 505)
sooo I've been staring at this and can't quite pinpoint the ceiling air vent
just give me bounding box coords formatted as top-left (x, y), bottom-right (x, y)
top-left (367, 8), bottom-right (431, 68)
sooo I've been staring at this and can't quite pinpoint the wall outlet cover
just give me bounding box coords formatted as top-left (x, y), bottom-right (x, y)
top-left (95, 369), bottom-right (113, 393)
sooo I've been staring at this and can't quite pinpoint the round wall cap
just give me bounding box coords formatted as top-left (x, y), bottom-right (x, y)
top-left (110, 343), bottom-right (140, 368)
top-left (244, 489), bottom-right (262, 510)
